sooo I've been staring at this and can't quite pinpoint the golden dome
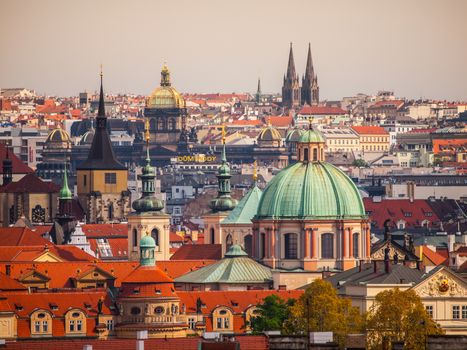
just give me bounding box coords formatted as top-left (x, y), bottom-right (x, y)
top-left (46, 128), bottom-right (71, 143)
top-left (257, 124), bottom-right (282, 142)
top-left (146, 64), bottom-right (185, 109)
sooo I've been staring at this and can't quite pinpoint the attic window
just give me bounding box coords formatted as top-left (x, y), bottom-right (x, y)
top-left (404, 212), bottom-right (412, 217)
top-left (425, 212), bottom-right (433, 217)
top-left (133, 288), bottom-right (140, 294)
top-left (231, 301), bottom-right (238, 307)
top-left (72, 312), bottom-right (81, 318)
top-left (155, 289), bottom-right (161, 295)
top-left (93, 272), bottom-right (99, 277)
top-left (219, 310), bottom-right (227, 315)
top-left (37, 313), bottom-right (46, 319)
top-left (15, 304), bottom-right (23, 311)
top-left (49, 303), bottom-right (58, 310)
top-left (84, 303), bottom-right (92, 310)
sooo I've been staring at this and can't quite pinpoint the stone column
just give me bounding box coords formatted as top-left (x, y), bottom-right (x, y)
top-left (343, 224), bottom-right (349, 259)
top-left (271, 228), bottom-right (276, 259)
top-left (304, 228), bottom-right (310, 259)
top-left (366, 224), bottom-right (371, 259)
top-left (311, 229), bottom-right (317, 259)
top-left (348, 228), bottom-right (353, 259)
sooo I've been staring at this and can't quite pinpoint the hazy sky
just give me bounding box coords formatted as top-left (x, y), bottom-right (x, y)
top-left (1, 0), bottom-right (466, 100)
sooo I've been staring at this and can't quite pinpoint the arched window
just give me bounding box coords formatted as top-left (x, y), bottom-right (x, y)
top-left (108, 203), bottom-right (113, 220)
top-left (260, 233), bottom-right (266, 258)
top-left (150, 118), bottom-right (156, 131)
top-left (210, 228), bottom-right (215, 244)
top-left (304, 148), bottom-right (309, 161)
top-left (132, 229), bottom-right (138, 247)
top-left (226, 234), bottom-right (233, 250)
top-left (65, 310), bottom-right (86, 334)
top-left (313, 148), bottom-right (318, 161)
top-left (31, 310), bottom-right (52, 335)
top-left (244, 234), bottom-right (252, 256)
top-left (151, 228), bottom-right (159, 247)
top-left (168, 118), bottom-right (176, 130)
top-left (284, 233), bottom-right (298, 259)
top-left (321, 233), bottom-right (334, 259)
top-left (353, 232), bottom-right (359, 258)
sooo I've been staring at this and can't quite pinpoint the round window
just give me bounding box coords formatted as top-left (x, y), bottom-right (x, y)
top-left (154, 306), bottom-right (164, 314)
top-left (219, 310), bottom-right (227, 315)
top-left (37, 313), bottom-right (46, 319)
top-left (72, 312), bottom-right (80, 318)
top-left (130, 307), bottom-right (141, 315)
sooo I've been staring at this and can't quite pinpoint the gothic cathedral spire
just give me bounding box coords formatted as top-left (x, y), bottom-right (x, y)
top-left (282, 43), bottom-right (301, 109)
top-left (301, 43), bottom-right (319, 105)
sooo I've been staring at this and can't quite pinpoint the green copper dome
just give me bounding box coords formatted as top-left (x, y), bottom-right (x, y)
top-left (285, 128), bottom-right (305, 143)
top-left (256, 162), bottom-right (365, 220)
top-left (299, 129), bottom-right (325, 143)
top-left (140, 234), bottom-right (156, 248)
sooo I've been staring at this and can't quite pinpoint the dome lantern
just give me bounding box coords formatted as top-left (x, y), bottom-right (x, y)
top-left (297, 119), bottom-right (325, 162)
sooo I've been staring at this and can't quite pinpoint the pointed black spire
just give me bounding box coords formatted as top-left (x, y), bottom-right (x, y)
top-left (97, 69), bottom-right (105, 118)
top-left (286, 42), bottom-right (296, 79)
top-left (304, 43), bottom-right (314, 80)
top-left (255, 77), bottom-right (262, 103)
top-left (77, 69), bottom-right (126, 171)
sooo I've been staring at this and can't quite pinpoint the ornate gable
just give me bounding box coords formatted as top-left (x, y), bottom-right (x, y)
top-left (413, 267), bottom-right (467, 298)
top-left (371, 241), bottom-right (408, 260)
top-left (34, 250), bottom-right (63, 262)
top-left (73, 266), bottom-right (115, 288)
top-left (18, 269), bottom-right (50, 288)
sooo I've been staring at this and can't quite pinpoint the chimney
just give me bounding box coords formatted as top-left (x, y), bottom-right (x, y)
top-left (359, 260), bottom-right (364, 272)
top-left (448, 233), bottom-right (455, 253)
top-left (373, 260), bottom-right (378, 273)
top-left (384, 258), bottom-right (391, 274)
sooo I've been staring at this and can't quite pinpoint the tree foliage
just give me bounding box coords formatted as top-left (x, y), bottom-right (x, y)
top-left (352, 158), bottom-right (368, 167)
top-left (284, 279), bottom-right (365, 348)
top-left (366, 288), bottom-right (443, 350)
top-left (249, 294), bottom-right (295, 334)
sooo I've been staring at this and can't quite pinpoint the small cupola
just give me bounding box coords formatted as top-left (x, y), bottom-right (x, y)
top-left (297, 120), bottom-right (325, 162)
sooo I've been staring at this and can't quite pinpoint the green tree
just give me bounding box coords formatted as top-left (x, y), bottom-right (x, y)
top-left (284, 279), bottom-right (365, 348)
top-left (366, 288), bottom-right (443, 350)
top-left (352, 158), bottom-right (368, 167)
top-left (249, 294), bottom-right (295, 334)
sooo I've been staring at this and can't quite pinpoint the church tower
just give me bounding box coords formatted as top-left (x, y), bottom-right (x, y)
top-left (76, 70), bottom-right (130, 223)
top-left (301, 43), bottom-right (319, 106)
top-left (281, 43), bottom-right (301, 109)
top-left (203, 126), bottom-right (237, 246)
top-left (128, 119), bottom-right (170, 262)
top-left (255, 78), bottom-right (262, 103)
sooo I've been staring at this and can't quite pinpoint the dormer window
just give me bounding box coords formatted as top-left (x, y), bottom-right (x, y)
top-left (49, 303), bottom-right (58, 311)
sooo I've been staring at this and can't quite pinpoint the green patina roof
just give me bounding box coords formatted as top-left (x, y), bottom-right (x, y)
top-left (59, 165), bottom-right (72, 200)
top-left (140, 234), bottom-right (156, 248)
top-left (285, 128), bottom-right (305, 142)
top-left (299, 128), bottom-right (325, 143)
top-left (174, 244), bottom-right (272, 284)
top-left (222, 185), bottom-right (262, 225)
top-left (256, 162), bottom-right (366, 220)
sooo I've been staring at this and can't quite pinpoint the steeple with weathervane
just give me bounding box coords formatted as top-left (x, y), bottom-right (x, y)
top-left (209, 125), bottom-right (238, 212)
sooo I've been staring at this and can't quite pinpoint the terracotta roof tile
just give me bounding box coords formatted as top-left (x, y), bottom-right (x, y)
top-left (170, 244), bottom-right (222, 260)
top-left (0, 227), bottom-right (51, 246)
top-left (0, 145), bottom-right (34, 174)
top-left (0, 173), bottom-right (60, 193)
top-left (351, 126), bottom-right (389, 135)
top-left (298, 105), bottom-right (346, 115)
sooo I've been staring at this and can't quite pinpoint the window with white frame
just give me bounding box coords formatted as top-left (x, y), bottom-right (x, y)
top-left (425, 305), bottom-right (433, 318)
top-left (106, 319), bottom-right (114, 331)
top-left (453, 305), bottom-right (460, 319)
top-left (188, 317), bottom-right (196, 330)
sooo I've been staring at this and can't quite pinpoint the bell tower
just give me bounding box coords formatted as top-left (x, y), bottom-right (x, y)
top-left (128, 118), bottom-right (170, 261)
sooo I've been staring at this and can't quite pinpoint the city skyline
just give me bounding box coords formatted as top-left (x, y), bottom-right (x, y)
top-left (1, 0), bottom-right (467, 100)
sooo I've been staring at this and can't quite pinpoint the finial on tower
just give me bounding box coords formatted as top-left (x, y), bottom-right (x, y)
top-left (221, 124), bottom-right (226, 145)
top-left (253, 160), bottom-right (258, 183)
top-left (308, 117), bottom-right (313, 130)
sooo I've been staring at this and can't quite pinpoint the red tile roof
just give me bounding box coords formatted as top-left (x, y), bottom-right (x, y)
top-left (170, 244), bottom-right (222, 260)
top-left (421, 246), bottom-right (447, 266)
top-left (351, 125), bottom-right (389, 135)
top-left (0, 272), bottom-right (27, 291)
top-left (0, 245), bottom-right (95, 262)
top-left (298, 105), bottom-right (346, 115)
top-left (364, 198), bottom-right (440, 229)
top-left (81, 224), bottom-right (128, 238)
top-left (0, 173), bottom-right (59, 193)
top-left (267, 115), bottom-right (293, 127)
top-left (370, 100), bottom-right (405, 108)
top-left (0, 145), bottom-right (34, 174)
top-left (229, 119), bottom-right (263, 126)
top-left (0, 227), bottom-right (51, 246)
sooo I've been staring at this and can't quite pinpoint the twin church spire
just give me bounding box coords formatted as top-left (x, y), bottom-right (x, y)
top-left (282, 43), bottom-right (319, 109)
